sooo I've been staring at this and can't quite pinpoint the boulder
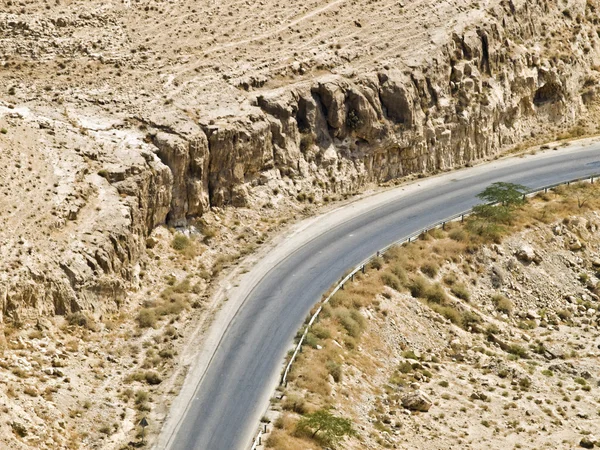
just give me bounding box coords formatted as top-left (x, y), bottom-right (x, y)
top-left (516, 245), bottom-right (542, 263)
top-left (401, 390), bottom-right (432, 412)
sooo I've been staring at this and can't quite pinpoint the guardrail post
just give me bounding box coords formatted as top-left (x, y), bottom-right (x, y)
top-left (351, 273), bottom-right (354, 281)
top-left (544, 188), bottom-right (547, 193)
top-left (442, 222), bottom-right (445, 230)
top-left (264, 424), bottom-right (267, 433)
top-left (362, 265), bottom-right (365, 274)
top-left (376, 251), bottom-right (380, 257)
top-left (592, 176), bottom-right (595, 184)
top-left (259, 436), bottom-right (261, 445)
top-left (461, 214), bottom-right (464, 223)
top-left (522, 194), bottom-right (525, 201)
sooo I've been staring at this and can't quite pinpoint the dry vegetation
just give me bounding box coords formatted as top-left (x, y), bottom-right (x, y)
top-left (0, 201), bottom-right (314, 449)
top-left (263, 180), bottom-right (600, 449)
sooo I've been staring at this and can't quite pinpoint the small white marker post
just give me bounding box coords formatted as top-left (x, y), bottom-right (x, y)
top-left (140, 417), bottom-right (149, 444)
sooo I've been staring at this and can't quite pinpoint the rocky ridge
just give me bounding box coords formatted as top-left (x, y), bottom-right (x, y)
top-left (1, 0), bottom-right (600, 393)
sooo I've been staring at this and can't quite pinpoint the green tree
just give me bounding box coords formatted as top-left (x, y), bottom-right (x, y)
top-left (469, 182), bottom-right (528, 240)
top-left (296, 409), bottom-right (356, 447)
top-left (476, 182), bottom-right (528, 208)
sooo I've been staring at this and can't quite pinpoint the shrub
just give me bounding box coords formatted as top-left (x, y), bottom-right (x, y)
top-left (326, 360), bottom-right (343, 382)
top-left (461, 311), bottom-right (481, 329)
top-left (508, 344), bottom-right (528, 358)
top-left (171, 233), bottom-right (190, 251)
top-left (449, 228), bottom-right (468, 242)
top-left (137, 308), bottom-right (157, 328)
top-left (369, 257), bottom-right (384, 271)
top-left (492, 294), bottom-right (513, 315)
top-left (451, 283), bottom-right (470, 301)
top-left (134, 390), bottom-right (149, 405)
top-left (282, 395), bottom-right (307, 414)
top-left (430, 304), bottom-right (461, 325)
top-left (381, 272), bottom-right (402, 291)
top-left (311, 324), bottom-right (331, 340)
top-left (443, 273), bottom-right (457, 286)
top-left (304, 332), bottom-right (320, 349)
top-left (156, 298), bottom-right (187, 316)
top-left (409, 276), bottom-right (429, 298)
top-left (421, 262), bottom-right (439, 278)
top-left (398, 361), bottom-right (413, 374)
top-left (557, 309), bottom-right (572, 321)
top-left (425, 283), bottom-right (448, 304)
top-left (389, 264), bottom-right (408, 285)
top-left (67, 311), bottom-right (97, 330)
top-left (336, 309), bottom-right (365, 338)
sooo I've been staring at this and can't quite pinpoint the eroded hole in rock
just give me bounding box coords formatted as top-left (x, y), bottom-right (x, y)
top-left (534, 82), bottom-right (562, 106)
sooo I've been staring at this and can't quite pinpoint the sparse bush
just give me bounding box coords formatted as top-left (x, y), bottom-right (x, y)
top-left (461, 311), bottom-right (481, 329)
top-left (11, 422), bottom-right (27, 437)
top-left (508, 344), bottom-right (528, 359)
top-left (425, 283), bottom-right (448, 304)
top-left (409, 276), bottom-right (428, 298)
top-left (171, 233), bottom-right (190, 251)
top-left (282, 395), bottom-right (307, 414)
top-left (67, 311), bottom-right (97, 330)
top-left (449, 228), bottom-right (467, 242)
top-left (430, 304), bottom-right (461, 325)
top-left (557, 309), bottom-right (572, 321)
top-left (369, 257), bottom-right (384, 271)
top-left (336, 308), bottom-right (365, 338)
top-left (398, 361), bottom-right (413, 374)
top-left (389, 264), bottom-right (408, 284)
top-left (451, 283), bottom-right (470, 301)
top-left (492, 294), bottom-right (513, 315)
top-left (421, 262), bottom-right (439, 278)
top-left (326, 360), bottom-right (343, 382)
top-left (134, 390), bottom-right (149, 405)
top-left (136, 308), bottom-right (157, 328)
top-left (23, 386), bottom-right (38, 397)
top-left (311, 324), bottom-right (331, 340)
top-left (381, 272), bottom-right (402, 291)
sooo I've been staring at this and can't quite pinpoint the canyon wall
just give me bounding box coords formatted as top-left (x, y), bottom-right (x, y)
top-left (2, 0), bottom-right (600, 321)
top-left (150, 0), bottom-right (600, 225)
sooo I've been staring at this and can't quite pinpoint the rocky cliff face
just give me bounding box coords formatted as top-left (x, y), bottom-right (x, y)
top-left (145, 0), bottom-right (600, 226)
top-left (1, 0), bottom-right (600, 322)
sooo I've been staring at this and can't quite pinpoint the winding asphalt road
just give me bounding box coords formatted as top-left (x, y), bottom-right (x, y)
top-left (163, 143), bottom-right (600, 450)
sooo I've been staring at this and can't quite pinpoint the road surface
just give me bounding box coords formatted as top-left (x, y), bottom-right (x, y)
top-left (161, 142), bottom-right (600, 450)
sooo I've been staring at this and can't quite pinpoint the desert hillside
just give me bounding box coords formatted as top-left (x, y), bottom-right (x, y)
top-left (270, 182), bottom-right (600, 450)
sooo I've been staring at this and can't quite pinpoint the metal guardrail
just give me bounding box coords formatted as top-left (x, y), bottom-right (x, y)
top-left (249, 173), bottom-right (599, 449)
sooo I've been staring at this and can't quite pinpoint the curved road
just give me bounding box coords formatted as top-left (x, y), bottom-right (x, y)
top-left (162, 143), bottom-right (600, 450)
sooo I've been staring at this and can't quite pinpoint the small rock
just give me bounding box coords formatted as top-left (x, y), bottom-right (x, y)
top-left (470, 391), bottom-right (488, 401)
top-left (146, 237), bottom-right (158, 249)
top-left (570, 239), bottom-right (583, 251)
top-left (579, 437), bottom-right (594, 448)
